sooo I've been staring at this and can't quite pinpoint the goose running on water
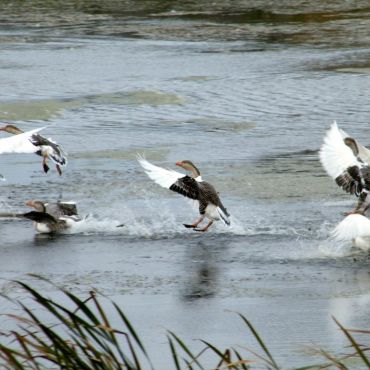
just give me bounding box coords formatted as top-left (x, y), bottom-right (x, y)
top-left (320, 121), bottom-right (370, 215)
top-left (24, 200), bottom-right (80, 233)
top-left (0, 124), bottom-right (67, 175)
top-left (138, 156), bottom-right (230, 232)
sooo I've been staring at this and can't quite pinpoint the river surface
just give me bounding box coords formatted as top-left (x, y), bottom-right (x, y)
top-left (1, 1), bottom-right (370, 368)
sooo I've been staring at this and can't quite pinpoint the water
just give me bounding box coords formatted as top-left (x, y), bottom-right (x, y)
top-left (1, 1), bottom-right (370, 367)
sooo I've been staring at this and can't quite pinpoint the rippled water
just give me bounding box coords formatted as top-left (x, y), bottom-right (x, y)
top-left (1, 1), bottom-right (370, 368)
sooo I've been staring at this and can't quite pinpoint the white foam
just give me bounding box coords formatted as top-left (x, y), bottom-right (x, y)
top-left (317, 239), bottom-right (354, 257)
top-left (62, 215), bottom-right (124, 235)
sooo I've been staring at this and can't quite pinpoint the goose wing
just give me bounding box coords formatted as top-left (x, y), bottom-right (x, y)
top-left (170, 175), bottom-right (200, 200)
top-left (44, 202), bottom-right (78, 218)
top-left (57, 201), bottom-right (78, 216)
top-left (138, 156), bottom-right (200, 199)
top-left (0, 127), bottom-right (45, 154)
top-left (333, 214), bottom-right (370, 241)
top-left (22, 211), bottom-right (57, 223)
top-left (319, 121), bottom-right (370, 194)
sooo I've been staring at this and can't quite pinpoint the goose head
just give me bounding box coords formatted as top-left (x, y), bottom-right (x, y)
top-left (26, 200), bottom-right (46, 213)
top-left (176, 160), bottom-right (201, 178)
top-left (0, 124), bottom-right (23, 135)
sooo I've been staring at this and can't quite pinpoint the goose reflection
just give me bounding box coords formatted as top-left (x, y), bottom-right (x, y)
top-left (181, 238), bottom-right (223, 301)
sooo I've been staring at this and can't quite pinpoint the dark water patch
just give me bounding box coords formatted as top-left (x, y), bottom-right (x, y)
top-left (152, 8), bottom-right (370, 24)
top-left (0, 1), bottom-right (370, 46)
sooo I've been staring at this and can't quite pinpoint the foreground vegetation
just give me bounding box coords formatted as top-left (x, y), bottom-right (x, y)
top-left (0, 278), bottom-right (369, 369)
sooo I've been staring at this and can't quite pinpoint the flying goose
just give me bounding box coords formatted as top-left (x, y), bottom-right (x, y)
top-left (138, 156), bottom-right (230, 232)
top-left (0, 124), bottom-right (67, 175)
top-left (320, 121), bottom-right (370, 215)
top-left (24, 200), bottom-right (80, 233)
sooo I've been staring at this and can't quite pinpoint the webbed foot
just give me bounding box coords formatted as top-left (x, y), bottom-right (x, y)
top-left (183, 224), bottom-right (196, 228)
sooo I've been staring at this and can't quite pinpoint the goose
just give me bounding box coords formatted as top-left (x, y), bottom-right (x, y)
top-left (138, 156), bottom-right (230, 232)
top-left (320, 121), bottom-right (370, 215)
top-left (24, 199), bottom-right (80, 233)
top-left (0, 124), bottom-right (67, 175)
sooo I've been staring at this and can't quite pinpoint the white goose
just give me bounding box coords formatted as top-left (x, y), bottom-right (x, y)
top-left (0, 124), bottom-right (67, 175)
top-left (138, 156), bottom-right (230, 232)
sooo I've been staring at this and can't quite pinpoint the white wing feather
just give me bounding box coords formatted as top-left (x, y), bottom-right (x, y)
top-left (137, 156), bottom-right (185, 189)
top-left (332, 214), bottom-right (370, 241)
top-left (0, 127), bottom-right (45, 154)
top-left (319, 121), bottom-right (362, 179)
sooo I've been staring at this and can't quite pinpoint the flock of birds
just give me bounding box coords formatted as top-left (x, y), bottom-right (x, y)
top-left (1, 120), bottom-right (370, 247)
top-left (0, 124), bottom-right (230, 234)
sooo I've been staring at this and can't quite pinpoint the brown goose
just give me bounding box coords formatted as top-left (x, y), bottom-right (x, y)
top-left (138, 157), bottom-right (230, 232)
top-left (24, 200), bottom-right (80, 233)
top-left (320, 121), bottom-right (370, 215)
top-left (0, 124), bottom-right (67, 175)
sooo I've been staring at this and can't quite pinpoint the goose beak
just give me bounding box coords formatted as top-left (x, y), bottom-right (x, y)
top-left (175, 161), bottom-right (183, 167)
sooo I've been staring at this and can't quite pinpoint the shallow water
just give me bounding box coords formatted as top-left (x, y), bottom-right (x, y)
top-left (1, 1), bottom-right (370, 368)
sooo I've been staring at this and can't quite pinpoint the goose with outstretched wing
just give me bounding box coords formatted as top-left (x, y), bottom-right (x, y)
top-left (320, 121), bottom-right (370, 215)
top-left (0, 124), bottom-right (67, 175)
top-left (138, 156), bottom-right (230, 232)
top-left (24, 200), bottom-right (80, 233)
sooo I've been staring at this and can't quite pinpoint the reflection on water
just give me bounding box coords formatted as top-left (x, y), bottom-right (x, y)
top-left (182, 239), bottom-right (222, 300)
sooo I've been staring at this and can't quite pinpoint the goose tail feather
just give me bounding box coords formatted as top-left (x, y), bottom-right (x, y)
top-left (217, 206), bottom-right (230, 226)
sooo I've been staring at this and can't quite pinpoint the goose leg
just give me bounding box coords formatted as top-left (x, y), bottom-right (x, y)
top-left (343, 193), bottom-right (368, 216)
top-left (183, 216), bottom-right (204, 229)
top-left (42, 156), bottom-right (50, 173)
top-left (343, 209), bottom-right (365, 216)
top-left (56, 164), bottom-right (62, 176)
top-left (195, 220), bottom-right (213, 232)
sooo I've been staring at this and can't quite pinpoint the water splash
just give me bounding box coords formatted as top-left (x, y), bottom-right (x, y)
top-left (317, 239), bottom-right (354, 257)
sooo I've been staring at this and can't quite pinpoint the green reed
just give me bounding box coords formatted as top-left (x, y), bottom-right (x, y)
top-left (0, 278), bottom-right (369, 369)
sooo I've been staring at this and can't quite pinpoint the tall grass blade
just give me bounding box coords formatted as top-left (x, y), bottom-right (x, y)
top-left (237, 313), bottom-right (280, 369)
top-left (333, 317), bottom-right (370, 368)
top-left (168, 331), bottom-right (205, 370)
top-left (168, 335), bottom-right (182, 370)
top-left (232, 348), bottom-right (251, 370)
